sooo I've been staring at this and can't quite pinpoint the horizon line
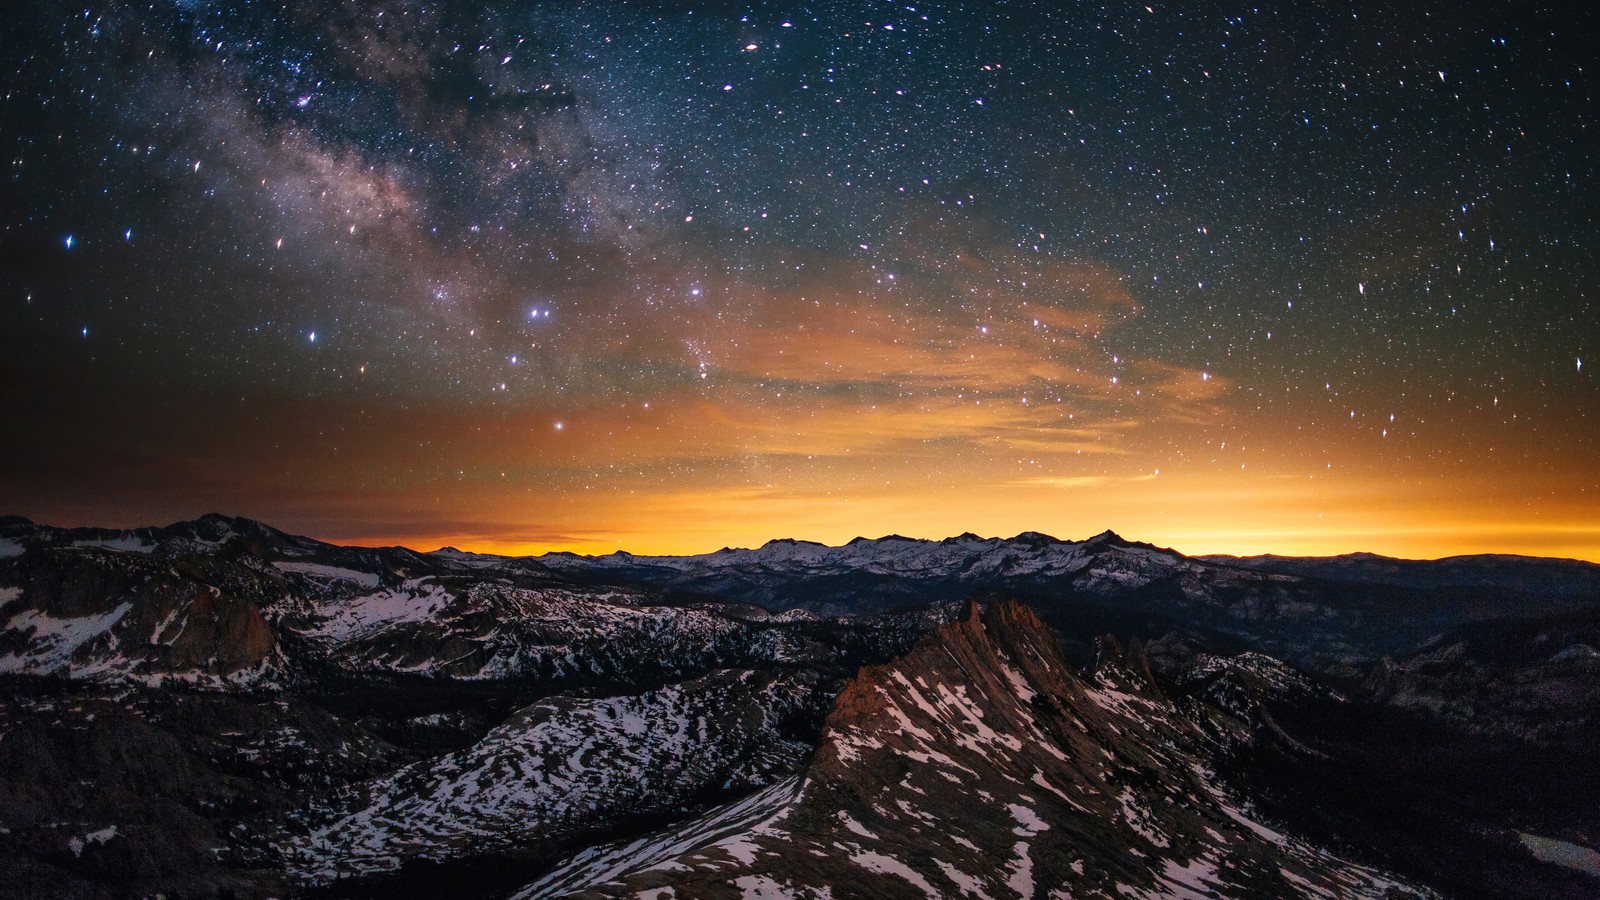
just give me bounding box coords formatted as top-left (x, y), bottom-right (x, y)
top-left (8, 511), bottom-right (1600, 566)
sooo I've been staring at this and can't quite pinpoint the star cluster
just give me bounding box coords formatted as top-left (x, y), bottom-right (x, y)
top-left (2, 0), bottom-right (1596, 557)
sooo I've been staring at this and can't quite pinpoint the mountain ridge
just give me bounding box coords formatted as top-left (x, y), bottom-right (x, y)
top-left (1, 513), bottom-right (1596, 899)
top-left (523, 600), bottom-right (1430, 899)
top-left (9, 511), bottom-right (1600, 571)
top-left (8, 512), bottom-right (1600, 683)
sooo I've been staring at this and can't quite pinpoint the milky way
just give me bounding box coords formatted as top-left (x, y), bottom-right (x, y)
top-left (2, 1), bottom-right (1596, 557)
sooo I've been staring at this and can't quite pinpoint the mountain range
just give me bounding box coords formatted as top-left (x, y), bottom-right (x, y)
top-left (2, 514), bottom-right (1597, 898)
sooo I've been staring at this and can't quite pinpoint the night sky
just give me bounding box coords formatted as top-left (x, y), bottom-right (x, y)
top-left (2, 1), bottom-right (1597, 559)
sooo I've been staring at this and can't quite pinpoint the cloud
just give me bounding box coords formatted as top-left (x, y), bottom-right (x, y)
top-left (320, 520), bottom-right (614, 549)
top-left (1012, 472), bottom-right (1161, 490)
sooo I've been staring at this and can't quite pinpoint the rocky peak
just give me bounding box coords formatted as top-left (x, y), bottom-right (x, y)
top-left (532, 600), bottom-right (1429, 898)
top-left (160, 513), bottom-right (313, 557)
top-left (1008, 529), bottom-right (1062, 549)
top-left (1090, 632), bottom-right (1162, 693)
top-left (1082, 527), bottom-right (1126, 545)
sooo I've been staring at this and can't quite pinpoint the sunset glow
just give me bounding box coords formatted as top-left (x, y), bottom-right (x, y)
top-left (2, 2), bottom-right (1594, 561)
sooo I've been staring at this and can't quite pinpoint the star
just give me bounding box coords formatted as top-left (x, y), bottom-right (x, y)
top-left (0, 0), bottom-right (1592, 561)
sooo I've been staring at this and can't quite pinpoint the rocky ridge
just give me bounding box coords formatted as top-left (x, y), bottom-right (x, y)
top-left (523, 602), bottom-right (1429, 899)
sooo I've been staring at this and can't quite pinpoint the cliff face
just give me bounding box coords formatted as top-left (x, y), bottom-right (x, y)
top-left (0, 546), bottom-right (276, 680)
top-left (528, 600), bottom-right (1429, 899)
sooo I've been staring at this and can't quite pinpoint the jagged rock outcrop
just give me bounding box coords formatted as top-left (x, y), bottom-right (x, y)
top-left (525, 601), bottom-right (1428, 899)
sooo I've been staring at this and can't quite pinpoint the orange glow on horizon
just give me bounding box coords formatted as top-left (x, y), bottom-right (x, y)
top-left (334, 462), bottom-right (1600, 563)
top-left (10, 221), bottom-right (1594, 567)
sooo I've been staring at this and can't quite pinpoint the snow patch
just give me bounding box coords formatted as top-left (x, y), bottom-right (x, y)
top-left (67, 825), bottom-right (118, 859)
top-left (934, 858), bottom-right (995, 899)
top-left (1217, 800), bottom-right (1288, 847)
top-left (299, 580), bottom-right (452, 640)
top-left (1004, 840), bottom-right (1034, 898)
top-left (72, 536), bottom-right (155, 553)
top-left (1007, 803), bottom-right (1049, 837)
top-left (1001, 661), bottom-right (1036, 702)
top-left (838, 811), bottom-right (879, 840)
top-left (0, 603), bottom-right (133, 675)
top-left (735, 875), bottom-right (829, 899)
top-left (275, 561), bottom-right (382, 588)
top-left (852, 850), bottom-right (940, 898)
top-left (1159, 856), bottom-right (1222, 899)
top-left (1521, 833), bottom-right (1600, 879)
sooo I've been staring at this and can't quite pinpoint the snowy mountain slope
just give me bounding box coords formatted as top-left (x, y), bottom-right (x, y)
top-left (1, 513), bottom-right (1595, 900)
top-left (0, 517), bottom-right (920, 686)
top-left (0, 541), bottom-right (280, 683)
top-left (547, 529), bottom-right (1600, 666)
top-left (524, 602), bottom-right (1431, 900)
top-left (516, 777), bottom-right (805, 899)
top-left (8, 515), bottom-right (1598, 685)
top-left (543, 530), bottom-right (1198, 610)
top-left (279, 668), bottom-right (829, 886)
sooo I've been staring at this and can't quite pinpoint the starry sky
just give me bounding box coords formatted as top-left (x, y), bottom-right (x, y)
top-left (2, 0), bottom-right (1597, 559)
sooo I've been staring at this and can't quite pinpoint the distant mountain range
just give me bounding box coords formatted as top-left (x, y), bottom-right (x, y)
top-left (2, 514), bottom-right (1597, 898)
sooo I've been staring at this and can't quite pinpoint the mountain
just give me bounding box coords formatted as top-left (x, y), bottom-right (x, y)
top-left (279, 668), bottom-right (830, 890)
top-left (2, 514), bottom-right (1597, 899)
top-left (553, 529), bottom-right (1600, 669)
top-left (1359, 604), bottom-right (1600, 740)
top-left (522, 601), bottom-right (1428, 899)
top-left (1203, 551), bottom-right (1600, 599)
top-left (0, 515), bottom-right (941, 687)
top-left (8, 516), bottom-right (1599, 685)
